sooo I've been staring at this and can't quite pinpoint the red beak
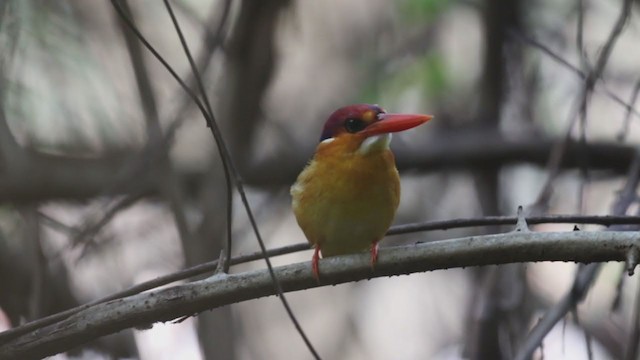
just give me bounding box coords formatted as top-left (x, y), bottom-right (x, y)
top-left (361, 113), bottom-right (433, 137)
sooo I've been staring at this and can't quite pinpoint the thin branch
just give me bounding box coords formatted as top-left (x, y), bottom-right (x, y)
top-left (114, 2), bottom-right (204, 284)
top-left (624, 275), bottom-right (640, 360)
top-left (21, 207), bottom-right (45, 320)
top-left (509, 31), bottom-right (640, 119)
top-left (162, 0), bottom-right (232, 139)
top-left (588, 0), bottom-right (633, 83)
top-left (0, 89), bottom-right (25, 175)
top-left (160, 0), bottom-right (235, 274)
top-left (71, 191), bottom-right (146, 252)
top-left (56, 0), bottom-right (186, 240)
top-left (163, 0), bottom-right (317, 354)
top-left (115, 0), bottom-right (162, 137)
top-left (387, 214), bottom-right (640, 236)
top-left (515, 264), bottom-right (601, 360)
top-left (575, 0), bottom-right (589, 214)
top-left (576, 0), bottom-right (585, 66)
top-left (532, 0), bottom-right (634, 210)
top-left (571, 282), bottom-right (595, 360)
top-left (1, 230), bottom-right (639, 359)
top-left (159, 0), bottom-right (235, 273)
top-left (112, 0), bottom-right (232, 157)
top-left (617, 75), bottom-right (640, 141)
top-left (111, 0), bottom-right (320, 357)
top-left (38, 211), bottom-right (76, 235)
top-left (0, 9), bottom-right (22, 168)
top-left (516, 147), bottom-right (640, 359)
top-left (68, 0), bottom-right (234, 255)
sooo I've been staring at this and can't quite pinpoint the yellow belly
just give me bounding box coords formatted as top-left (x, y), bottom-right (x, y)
top-left (291, 148), bottom-right (400, 257)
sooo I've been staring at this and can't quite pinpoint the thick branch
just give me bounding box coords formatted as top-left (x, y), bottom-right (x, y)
top-left (0, 149), bottom-right (157, 203)
top-left (0, 132), bottom-right (636, 203)
top-left (1, 230), bottom-right (639, 359)
top-left (4, 214), bottom-right (640, 345)
top-left (242, 134), bottom-right (636, 186)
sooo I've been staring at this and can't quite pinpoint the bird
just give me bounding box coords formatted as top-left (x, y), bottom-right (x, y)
top-left (291, 104), bottom-right (432, 279)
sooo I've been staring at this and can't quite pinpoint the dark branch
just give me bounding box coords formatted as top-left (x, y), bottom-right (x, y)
top-left (0, 134), bottom-right (636, 203)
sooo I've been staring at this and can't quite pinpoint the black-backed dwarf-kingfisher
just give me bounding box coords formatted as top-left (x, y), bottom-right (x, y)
top-left (291, 104), bottom-right (433, 279)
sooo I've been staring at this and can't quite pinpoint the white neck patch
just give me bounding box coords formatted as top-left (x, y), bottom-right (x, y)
top-left (320, 137), bottom-right (335, 145)
top-left (357, 134), bottom-right (391, 155)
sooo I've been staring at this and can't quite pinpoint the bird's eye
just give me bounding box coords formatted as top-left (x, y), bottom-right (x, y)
top-left (344, 118), bottom-right (366, 133)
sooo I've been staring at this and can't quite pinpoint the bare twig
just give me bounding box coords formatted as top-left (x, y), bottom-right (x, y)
top-left (160, 0), bottom-right (235, 282)
top-left (163, 0), bottom-right (232, 139)
top-left (0, 6), bottom-right (23, 168)
top-left (110, 0), bottom-right (320, 357)
top-left (71, 191), bottom-right (147, 252)
top-left (617, 75), bottom-right (640, 141)
top-left (532, 0), bottom-right (634, 210)
top-left (516, 146), bottom-right (640, 359)
top-left (575, 0), bottom-right (589, 214)
top-left (576, 0), bottom-right (585, 66)
top-left (114, 2), bottom-right (203, 283)
top-left (115, 0), bottom-right (161, 138)
top-left (66, 0), bottom-right (234, 256)
top-left (624, 275), bottom-right (640, 360)
top-left (1, 230), bottom-right (640, 359)
top-left (38, 211), bottom-right (76, 235)
top-left (159, 0), bottom-right (236, 273)
top-left (509, 31), bottom-right (640, 119)
top-left (21, 207), bottom-right (45, 320)
top-left (515, 263), bottom-right (600, 360)
top-left (523, 20), bottom-right (640, 341)
top-left (389, 214), bottom-right (640, 235)
top-left (0, 88), bottom-right (26, 175)
top-left (589, 1), bottom-right (633, 83)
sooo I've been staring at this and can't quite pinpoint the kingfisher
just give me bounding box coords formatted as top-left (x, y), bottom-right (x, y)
top-left (291, 104), bottom-right (432, 279)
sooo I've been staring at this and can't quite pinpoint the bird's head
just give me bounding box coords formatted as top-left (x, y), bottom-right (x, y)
top-left (318, 104), bottom-right (432, 154)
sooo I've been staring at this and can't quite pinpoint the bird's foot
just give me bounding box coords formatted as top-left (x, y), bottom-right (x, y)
top-left (312, 246), bottom-right (321, 282)
top-left (370, 243), bottom-right (379, 271)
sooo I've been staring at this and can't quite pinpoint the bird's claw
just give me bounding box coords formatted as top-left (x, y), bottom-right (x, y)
top-left (370, 243), bottom-right (379, 270)
top-left (312, 246), bottom-right (321, 282)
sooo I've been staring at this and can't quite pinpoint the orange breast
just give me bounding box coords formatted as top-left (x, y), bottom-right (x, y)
top-left (291, 139), bottom-right (400, 257)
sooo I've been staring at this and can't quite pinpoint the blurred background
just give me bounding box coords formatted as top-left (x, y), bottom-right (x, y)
top-left (1, 0), bottom-right (640, 359)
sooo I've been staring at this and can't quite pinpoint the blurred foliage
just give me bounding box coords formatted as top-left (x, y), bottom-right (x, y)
top-left (400, 0), bottom-right (451, 22)
top-left (360, 54), bottom-right (450, 106)
top-left (360, 1), bottom-right (454, 106)
top-left (418, 54), bottom-right (450, 95)
top-left (2, 1), bottom-right (128, 151)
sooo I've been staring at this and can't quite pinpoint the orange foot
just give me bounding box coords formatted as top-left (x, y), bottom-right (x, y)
top-left (312, 246), bottom-right (321, 281)
top-left (370, 242), bottom-right (379, 270)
